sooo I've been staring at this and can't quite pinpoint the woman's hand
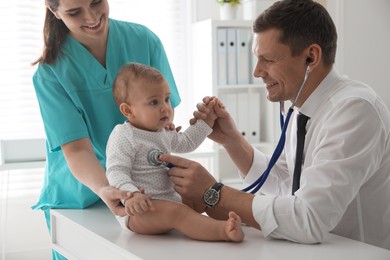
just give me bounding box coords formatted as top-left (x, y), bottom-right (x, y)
top-left (159, 154), bottom-right (216, 205)
top-left (98, 186), bottom-right (133, 216)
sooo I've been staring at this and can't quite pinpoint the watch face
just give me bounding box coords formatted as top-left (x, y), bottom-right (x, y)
top-left (204, 189), bottom-right (220, 206)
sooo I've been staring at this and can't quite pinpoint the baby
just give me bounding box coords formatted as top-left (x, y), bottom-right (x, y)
top-left (106, 62), bottom-right (244, 242)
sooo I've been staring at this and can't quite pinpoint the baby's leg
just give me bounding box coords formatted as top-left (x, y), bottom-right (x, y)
top-left (127, 200), bottom-right (177, 235)
top-left (127, 200), bottom-right (244, 242)
top-left (224, 211), bottom-right (245, 242)
top-left (174, 205), bottom-right (244, 242)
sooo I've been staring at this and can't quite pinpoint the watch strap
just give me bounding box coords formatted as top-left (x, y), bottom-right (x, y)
top-left (211, 182), bottom-right (224, 192)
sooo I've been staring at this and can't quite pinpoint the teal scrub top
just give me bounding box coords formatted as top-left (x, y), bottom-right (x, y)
top-left (32, 19), bottom-right (180, 211)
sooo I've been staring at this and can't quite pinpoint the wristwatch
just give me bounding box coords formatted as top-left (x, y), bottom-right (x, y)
top-left (204, 182), bottom-right (224, 208)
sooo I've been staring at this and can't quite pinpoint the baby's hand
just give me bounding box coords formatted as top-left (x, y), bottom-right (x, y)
top-left (164, 122), bottom-right (182, 133)
top-left (124, 191), bottom-right (155, 216)
top-left (203, 97), bottom-right (225, 128)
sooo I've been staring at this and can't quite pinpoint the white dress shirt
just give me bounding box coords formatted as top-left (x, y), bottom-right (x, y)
top-left (244, 69), bottom-right (390, 249)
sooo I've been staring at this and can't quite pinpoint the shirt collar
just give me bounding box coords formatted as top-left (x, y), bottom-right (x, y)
top-left (298, 68), bottom-right (341, 118)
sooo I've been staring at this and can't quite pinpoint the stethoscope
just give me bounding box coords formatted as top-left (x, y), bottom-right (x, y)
top-left (242, 62), bottom-right (311, 194)
top-left (147, 149), bottom-right (175, 168)
top-left (147, 62), bottom-right (311, 195)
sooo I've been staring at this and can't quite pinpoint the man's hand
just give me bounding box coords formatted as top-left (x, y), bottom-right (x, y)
top-left (190, 96), bottom-right (240, 146)
top-left (190, 96), bottom-right (215, 125)
top-left (159, 154), bottom-right (216, 205)
top-left (202, 97), bottom-right (225, 128)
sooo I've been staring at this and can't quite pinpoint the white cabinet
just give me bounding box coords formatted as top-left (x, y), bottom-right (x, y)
top-left (192, 19), bottom-right (279, 184)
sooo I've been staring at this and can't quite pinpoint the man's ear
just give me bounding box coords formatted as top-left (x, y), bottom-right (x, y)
top-left (119, 103), bottom-right (133, 118)
top-left (45, 3), bottom-right (61, 19)
top-left (306, 43), bottom-right (322, 69)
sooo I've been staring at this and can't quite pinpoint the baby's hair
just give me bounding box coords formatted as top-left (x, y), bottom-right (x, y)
top-left (112, 63), bottom-right (164, 107)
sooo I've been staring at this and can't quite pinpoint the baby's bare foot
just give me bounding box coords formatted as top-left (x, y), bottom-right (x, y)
top-left (224, 211), bottom-right (244, 242)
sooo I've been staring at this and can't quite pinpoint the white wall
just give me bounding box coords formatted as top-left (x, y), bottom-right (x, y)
top-left (194, 0), bottom-right (390, 109)
top-left (337, 0), bottom-right (390, 109)
top-left (192, 0), bottom-right (274, 22)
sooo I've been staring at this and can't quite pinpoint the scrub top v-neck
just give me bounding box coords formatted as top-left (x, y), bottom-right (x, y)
top-left (32, 18), bottom-right (180, 211)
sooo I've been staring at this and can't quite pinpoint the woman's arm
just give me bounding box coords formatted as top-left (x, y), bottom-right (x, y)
top-left (61, 138), bottom-right (131, 216)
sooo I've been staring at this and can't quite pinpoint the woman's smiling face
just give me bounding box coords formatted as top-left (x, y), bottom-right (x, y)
top-left (49, 0), bottom-right (109, 44)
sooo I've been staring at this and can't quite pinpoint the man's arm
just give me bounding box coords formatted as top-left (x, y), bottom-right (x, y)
top-left (198, 97), bottom-right (255, 176)
top-left (207, 185), bottom-right (260, 229)
top-left (160, 153), bottom-right (260, 229)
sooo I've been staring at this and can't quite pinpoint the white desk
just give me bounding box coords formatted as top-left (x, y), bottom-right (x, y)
top-left (51, 201), bottom-right (390, 260)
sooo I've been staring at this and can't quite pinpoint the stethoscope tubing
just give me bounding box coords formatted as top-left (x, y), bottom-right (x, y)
top-left (241, 106), bottom-right (293, 194)
top-left (242, 64), bottom-right (310, 194)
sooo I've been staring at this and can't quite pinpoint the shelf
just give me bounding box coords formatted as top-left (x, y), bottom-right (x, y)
top-left (217, 84), bottom-right (265, 91)
top-left (192, 19), bottom-right (280, 183)
top-left (199, 19), bottom-right (253, 28)
top-left (0, 161), bottom-right (45, 171)
top-left (0, 138), bottom-right (46, 171)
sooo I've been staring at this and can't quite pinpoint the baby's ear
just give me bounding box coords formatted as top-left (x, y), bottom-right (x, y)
top-left (119, 103), bottom-right (133, 118)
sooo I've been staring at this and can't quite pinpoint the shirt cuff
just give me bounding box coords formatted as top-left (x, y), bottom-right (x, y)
top-left (243, 145), bottom-right (269, 184)
top-left (252, 194), bottom-right (279, 237)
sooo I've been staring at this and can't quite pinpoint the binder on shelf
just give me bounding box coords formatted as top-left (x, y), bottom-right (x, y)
top-left (248, 92), bottom-right (261, 143)
top-left (217, 28), bottom-right (228, 85)
top-left (220, 92), bottom-right (238, 124)
top-left (237, 92), bottom-right (249, 139)
top-left (226, 28), bottom-right (237, 85)
top-left (236, 28), bottom-right (252, 84)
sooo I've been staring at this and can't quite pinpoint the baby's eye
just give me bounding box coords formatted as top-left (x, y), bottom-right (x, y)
top-left (165, 97), bottom-right (170, 103)
top-left (150, 100), bottom-right (158, 106)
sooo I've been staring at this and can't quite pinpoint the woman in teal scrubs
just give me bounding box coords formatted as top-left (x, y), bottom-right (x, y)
top-left (32, 0), bottom-right (180, 258)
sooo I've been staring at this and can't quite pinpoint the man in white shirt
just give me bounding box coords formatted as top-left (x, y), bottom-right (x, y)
top-left (161, 0), bottom-right (390, 250)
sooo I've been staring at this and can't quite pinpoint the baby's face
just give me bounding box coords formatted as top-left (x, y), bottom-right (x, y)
top-left (127, 79), bottom-right (173, 132)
